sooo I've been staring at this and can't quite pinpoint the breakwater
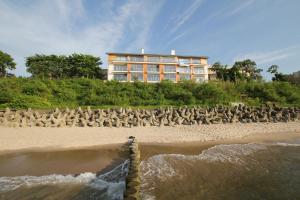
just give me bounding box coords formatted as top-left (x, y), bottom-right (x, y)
top-left (0, 105), bottom-right (299, 127)
top-left (124, 136), bottom-right (141, 199)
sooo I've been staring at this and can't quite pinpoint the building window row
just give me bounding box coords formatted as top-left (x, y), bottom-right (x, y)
top-left (113, 64), bottom-right (204, 73)
top-left (114, 64), bottom-right (127, 71)
top-left (114, 56), bottom-right (187, 63)
top-left (114, 73), bottom-right (127, 81)
top-left (113, 74), bottom-right (205, 82)
top-left (178, 66), bottom-right (191, 73)
top-left (114, 56), bottom-right (202, 64)
top-left (130, 64), bottom-right (143, 72)
top-left (147, 64), bottom-right (160, 73)
top-left (194, 67), bottom-right (204, 74)
top-left (147, 74), bottom-right (160, 82)
top-left (179, 74), bottom-right (191, 80)
top-left (131, 73), bottom-right (143, 81)
top-left (164, 73), bottom-right (176, 81)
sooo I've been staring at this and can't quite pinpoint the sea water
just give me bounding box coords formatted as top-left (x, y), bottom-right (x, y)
top-left (1, 139), bottom-right (300, 200)
top-left (140, 140), bottom-right (300, 200)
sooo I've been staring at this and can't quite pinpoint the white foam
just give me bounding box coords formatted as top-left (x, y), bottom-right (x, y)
top-left (140, 143), bottom-right (268, 199)
top-left (0, 172), bottom-right (96, 192)
top-left (273, 142), bottom-right (300, 147)
top-left (141, 143), bottom-right (268, 181)
top-left (0, 159), bottom-right (129, 200)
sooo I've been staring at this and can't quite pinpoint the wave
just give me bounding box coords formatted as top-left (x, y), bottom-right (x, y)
top-left (0, 160), bottom-right (129, 199)
top-left (141, 143), bottom-right (267, 178)
top-left (273, 142), bottom-right (300, 147)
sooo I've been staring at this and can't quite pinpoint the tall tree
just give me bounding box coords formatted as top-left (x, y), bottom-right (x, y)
top-left (0, 50), bottom-right (16, 77)
top-left (267, 65), bottom-right (287, 81)
top-left (211, 62), bottom-right (229, 81)
top-left (26, 54), bottom-right (105, 79)
top-left (66, 54), bottom-right (103, 78)
top-left (233, 59), bottom-right (263, 81)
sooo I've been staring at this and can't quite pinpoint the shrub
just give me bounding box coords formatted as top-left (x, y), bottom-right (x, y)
top-left (0, 78), bottom-right (299, 108)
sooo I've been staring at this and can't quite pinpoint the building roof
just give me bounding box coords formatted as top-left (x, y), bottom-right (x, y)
top-left (106, 52), bottom-right (208, 59)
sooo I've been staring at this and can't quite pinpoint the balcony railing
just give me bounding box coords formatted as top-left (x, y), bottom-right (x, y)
top-left (130, 56), bottom-right (144, 62)
top-left (178, 67), bottom-right (191, 73)
top-left (130, 64), bottom-right (143, 72)
top-left (147, 65), bottom-right (160, 73)
top-left (191, 59), bottom-right (201, 64)
top-left (193, 68), bottom-right (204, 74)
top-left (114, 65), bottom-right (128, 72)
top-left (164, 65), bottom-right (176, 73)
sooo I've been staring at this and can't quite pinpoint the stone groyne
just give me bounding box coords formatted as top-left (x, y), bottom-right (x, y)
top-left (124, 136), bottom-right (141, 199)
top-left (0, 105), bottom-right (299, 127)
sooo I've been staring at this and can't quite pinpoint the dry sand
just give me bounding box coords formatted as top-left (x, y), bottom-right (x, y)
top-left (0, 122), bottom-right (300, 152)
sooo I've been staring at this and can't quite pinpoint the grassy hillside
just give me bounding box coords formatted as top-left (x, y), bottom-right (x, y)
top-left (0, 78), bottom-right (299, 109)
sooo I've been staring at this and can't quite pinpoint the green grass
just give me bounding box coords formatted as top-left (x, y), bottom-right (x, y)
top-left (0, 77), bottom-right (299, 109)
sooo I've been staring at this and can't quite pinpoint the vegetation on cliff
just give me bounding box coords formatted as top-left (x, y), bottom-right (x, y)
top-left (0, 78), bottom-right (299, 109)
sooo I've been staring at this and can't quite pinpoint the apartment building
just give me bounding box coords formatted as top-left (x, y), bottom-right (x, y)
top-left (107, 50), bottom-right (215, 83)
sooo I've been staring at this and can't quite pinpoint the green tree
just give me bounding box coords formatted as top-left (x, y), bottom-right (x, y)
top-left (26, 54), bottom-right (105, 79)
top-left (0, 50), bottom-right (16, 77)
top-left (267, 65), bottom-right (287, 82)
top-left (66, 54), bottom-right (103, 78)
top-left (233, 59), bottom-right (263, 81)
top-left (26, 54), bottom-right (67, 79)
top-left (211, 62), bottom-right (229, 81)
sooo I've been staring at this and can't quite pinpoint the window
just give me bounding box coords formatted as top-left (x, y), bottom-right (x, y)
top-left (147, 74), bottom-right (160, 82)
top-left (164, 65), bottom-right (176, 73)
top-left (178, 66), bottom-right (190, 73)
top-left (130, 64), bottom-right (143, 72)
top-left (161, 57), bottom-right (176, 63)
top-left (115, 56), bottom-right (127, 61)
top-left (194, 67), bottom-right (204, 74)
top-left (180, 74), bottom-right (190, 80)
top-left (131, 73), bottom-right (143, 81)
top-left (178, 58), bottom-right (190, 65)
top-left (147, 64), bottom-right (159, 73)
top-left (114, 73), bottom-right (127, 81)
top-left (164, 73), bottom-right (176, 81)
top-left (191, 59), bottom-right (200, 64)
top-left (194, 75), bottom-right (205, 82)
top-left (130, 56), bottom-right (144, 62)
top-left (147, 56), bottom-right (160, 62)
top-left (114, 64), bottom-right (127, 71)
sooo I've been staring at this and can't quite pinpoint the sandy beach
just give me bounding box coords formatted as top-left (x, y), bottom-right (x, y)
top-left (0, 122), bottom-right (300, 152)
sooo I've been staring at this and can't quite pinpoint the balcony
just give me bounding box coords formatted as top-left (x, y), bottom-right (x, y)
top-left (164, 65), bottom-right (176, 73)
top-left (130, 64), bottom-right (143, 72)
top-left (179, 74), bottom-right (191, 80)
top-left (178, 67), bottom-right (191, 74)
top-left (147, 74), bottom-right (160, 82)
top-left (164, 73), bottom-right (176, 81)
top-left (147, 64), bottom-right (160, 73)
top-left (131, 73), bottom-right (144, 81)
top-left (130, 56), bottom-right (144, 62)
top-left (147, 56), bottom-right (160, 63)
top-left (113, 65), bottom-right (128, 72)
top-left (114, 56), bottom-right (128, 62)
top-left (113, 73), bottom-right (127, 81)
top-left (191, 59), bottom-right (201, 64)
top-left (193, 67), bottom-right (204, 74)
top-left (161, 57), bottom-right (176, 63)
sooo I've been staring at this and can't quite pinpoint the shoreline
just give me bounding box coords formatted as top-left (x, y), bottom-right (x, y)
top-left (0, 122), bottom-right (300, 154)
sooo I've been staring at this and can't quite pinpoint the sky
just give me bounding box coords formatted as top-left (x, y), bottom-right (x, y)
top-left (0, 0), bottom-right (300, 79)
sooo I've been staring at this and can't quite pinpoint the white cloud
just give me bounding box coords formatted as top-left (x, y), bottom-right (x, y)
top-left (233, 45), bottom-right (300, 64)
top-left (227, 0), bottom-right (255, 16)
top-left (0, 0), bottom-right (163, 76)
top-left (203, 0), bottom-right (255, 24)
top-left (169, 0), bottom-right (204, 34)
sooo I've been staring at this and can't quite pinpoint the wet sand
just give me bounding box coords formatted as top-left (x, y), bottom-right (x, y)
top-left (0, 122), bottom-right (300, 153)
